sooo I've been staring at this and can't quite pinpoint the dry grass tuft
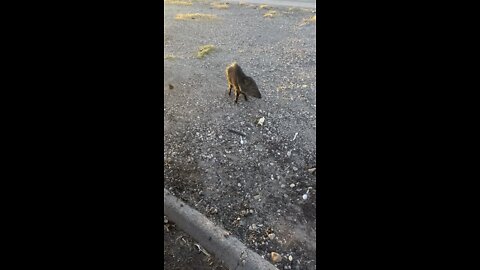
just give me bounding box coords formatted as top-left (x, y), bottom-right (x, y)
top-left (211, 2), bottom-right (229, 9)
top-left (239, 1), bottom-right (256, 8)
top-left (164, 54), bottom-right (176, 60)
top-left (263, 10), bottom-right (277, 18)
top-left (196, 45), bottom-right (215, 58)
top-left (164, 0), bottom-right (192, 6)
top-left (175, 13), bottom-right (218, 20)
top-left (300, 15), bottom-right (316, 26)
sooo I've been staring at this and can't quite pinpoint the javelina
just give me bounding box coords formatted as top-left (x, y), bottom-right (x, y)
top-left (225, 62), bottom-right (261, 103)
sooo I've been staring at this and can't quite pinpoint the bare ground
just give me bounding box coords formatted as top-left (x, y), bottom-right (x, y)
top-left (164, 1), bottom-right (316, 269)
top-left (164, 221), bottom-right (228, 269)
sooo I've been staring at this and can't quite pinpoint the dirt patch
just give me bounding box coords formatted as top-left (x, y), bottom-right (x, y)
top-left (164, 220), bottom-right (228, 269)
top-left (164, 1), bottom-right (316, 269)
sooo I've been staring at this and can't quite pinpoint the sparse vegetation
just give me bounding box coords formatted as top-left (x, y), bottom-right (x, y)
top-left (211, 2), bottom-right (229, 9)
top-left (238, 1), bottom-right (255, 8)
top-left (263, 10), bottom-right (277, 18)
top-left (196, 45), bottom-right (215, 58)
top-left (259, 4), bottom-right (270, 10)
top-left (164, 0), bottom-right (192, 6)
top-left (300, 15), bottom-right (316, 26)
top-left (175, 13), bottom-right (218, 20)
top-left (164, 54), bottom-right (176, 60)
top-left (285, 7), bottom-right (302, 14)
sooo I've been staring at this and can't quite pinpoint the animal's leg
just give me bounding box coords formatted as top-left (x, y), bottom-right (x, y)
top-left (238, 85), bottom-right (248, 101)
top-left (228, 84), bottom-right (232, 96)
top-left (234, 89), bottom-right (240, 103)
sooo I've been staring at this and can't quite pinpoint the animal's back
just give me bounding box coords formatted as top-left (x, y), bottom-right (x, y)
top-left (226, 62), bottom-right (244, 88)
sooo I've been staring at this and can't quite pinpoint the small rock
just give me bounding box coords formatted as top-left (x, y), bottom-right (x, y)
top-left (168, 84), bottom-right (174, 89)
top-left (287, 150), bottom-right (292, 157)
top-left (281, 184), bottom-right (285, 188)
top-left (288, 255), bottom-right (293, 261)
top-left (271, 252), bottom-right (282, 263)
top-left (268, 233), bottom-right (275, 240)
top-left (292, 166), bottom-right (298, 171)
top-left (164, 216), bottom-right (168, 224)
top-left (308, 167), bottom-right (316, 174)
top-left (254, 194), bottom-right (261, 200)
top-left (302, 194), bottom-right (308, 200)
top-left (238, 183), bottom-right (242, 187)
top-left (290, 183), bottom-right (295, 188)
top-left (257, 117), bottom-right (265, 126)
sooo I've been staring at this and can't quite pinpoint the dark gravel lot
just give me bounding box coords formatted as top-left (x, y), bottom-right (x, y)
top-left (164, 1), bottom-right (316, 269)
top-left (164, 219), bottom-right (228, 269)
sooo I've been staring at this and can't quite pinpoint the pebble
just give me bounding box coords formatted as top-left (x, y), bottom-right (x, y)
top-left (271, 252), bottom-right (282, 263)
top-left (290, 183), bottom-right (295, 188)
top-left (287, 150), bottom-right (292, 157)
top-left (268, 233), bottom-right (275, 240)
top-left (238, 183), bottom-right (242, 187)
top-left (164, 216), bottom-right (168, 224)
top-left (289, 255), bottom-right (293, 261)
top-left (302, 194), bottom-right (308, 200)
top-left (292, 166), bottom-right (298, 171)
top-left (281, 184), bottom-right (285, 188)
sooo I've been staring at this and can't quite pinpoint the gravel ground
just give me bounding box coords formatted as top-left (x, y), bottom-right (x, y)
top-left (164, 1), bottom-right (316, 269)
top-left (164, 218), bottom-right (228, 269)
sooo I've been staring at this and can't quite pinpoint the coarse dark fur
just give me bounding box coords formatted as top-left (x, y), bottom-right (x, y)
top-left (225, 62), bottom-right (261, 103)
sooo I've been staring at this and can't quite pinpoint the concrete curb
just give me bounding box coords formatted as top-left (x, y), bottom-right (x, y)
top-left (164, 188), bottom-right (278, 270)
